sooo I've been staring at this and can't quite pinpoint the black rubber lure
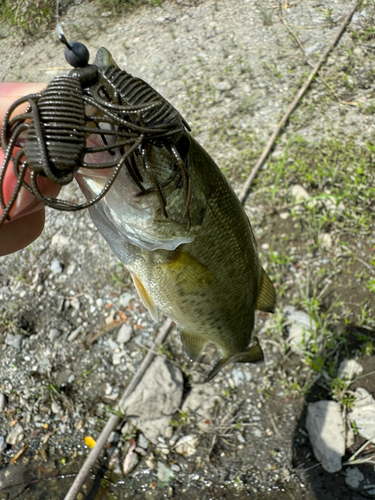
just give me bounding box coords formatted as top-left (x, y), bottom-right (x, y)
top-left (0, 35), bottom-right (192, 229)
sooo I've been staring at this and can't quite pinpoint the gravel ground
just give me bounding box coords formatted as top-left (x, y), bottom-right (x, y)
top-left (0, 1), bottom-right (375, 499)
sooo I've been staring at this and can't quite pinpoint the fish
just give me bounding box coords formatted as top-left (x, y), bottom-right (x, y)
top-left (77, 125), bottom-right (276, 382)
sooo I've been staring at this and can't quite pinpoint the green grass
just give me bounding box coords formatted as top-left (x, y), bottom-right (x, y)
top-left (255, 132), bottom-right (375, 404)
top-left (0, 0), bottom-right (162, 36)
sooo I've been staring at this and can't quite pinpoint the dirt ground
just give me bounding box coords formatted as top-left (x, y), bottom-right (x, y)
top-left (0, 0), bottom-right (375, 499)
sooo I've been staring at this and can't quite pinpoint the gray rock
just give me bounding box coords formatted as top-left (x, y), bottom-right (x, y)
top-left (51, 402), bottom-right (61, 414)
top-left (48, 328), bottom-right (62, 342)
top-left (119, 293), bottom-right (135, 307)
top-left (137, 433), bottom-right (149, 450)
top-left (287, 324), bottom-right (310, 354)
top-left (345, 467), bottom-right (375, 498)
top-left (306, 400), bottom-right (345, 472)
top-left (106, 338), bottom-right (118, 351)
top-left (215, 80), bottom-right (232, 91)
top-left (284, 305), bottom-right (314, 330)
top-left (174, 435), bottom-right (199, 456)
top-left (290, 184), bottom-right (311, 203)
top-left (346, 467), bottom-right (365, 490)
top-left (135, 446), bottom-right (147, 456)
top-left (305, 42), bottom-right (323, 55)
top-left (182, 384), bottom-right (220, 431)
top-left (49, 260), bottom-right (64, 274)
top-left (284, 305), bottom-right (314, 354)
top-left (5, 333), bottom-right (23, 350)
top-left (337, 359), bottom-right (363, 382)
top-left (0, 393), bottom-right (6, 412)
top-left (120, 356), bottom-right (183, 443)
top-left (117, 324), bottom-right (133, 344)
top-left (112, 351), bottom-right (126, 366)
top-left (321, 233), bottom-right (332, 250)
top-left (51, 234), bottom-right (70, 247)
top-left (349, 388), bottom-right (375, 443)
top-left (157, 462), bottom-right (175, 483)
top-left (67, 326), bottom-right (82, 342)
top-left (6, 423), bottom-right (24, 445)
top-left (252, 428), bottom-right (262, 438)
top-left (0, 436), bottom-right (6, 452)
top-left (144, 453), bottom-right (156, 470)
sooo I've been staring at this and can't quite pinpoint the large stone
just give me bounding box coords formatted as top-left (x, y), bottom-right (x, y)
top-left (345, 467), bottom-right (375, 498)
top-left (306, 400), bottom-right (345, 472)
top-left (284, 305), bottom-right (314, 354)
top-left (120, 356), bottom-right (183, 444)
top-left (337, 359), bottom-right (363, 382)
top-left (349, 388), bottom-right (375, 443)
top-left (182, 384), bottom-right (220, 431)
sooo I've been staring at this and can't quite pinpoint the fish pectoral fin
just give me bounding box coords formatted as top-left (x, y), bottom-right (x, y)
top-left (180, 331), bottom-right (207, 362)
top-left (203, 337), bottom-right (264, 383)
top-left (129, 271), bottom-right (159, 322)
top-left (256, 267), bottom-right (276, 313)
top-left (159, 250), bottom-right (215, 293)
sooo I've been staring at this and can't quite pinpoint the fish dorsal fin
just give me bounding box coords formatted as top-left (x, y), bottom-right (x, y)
top-left (256, 267), bottom-right (276, 313)
top-left (129, 271), bottom-right (159, 322)
top-left (204, 336), bottom-right (264, 382)
top-left (180, 331), bottom-right (207, 361)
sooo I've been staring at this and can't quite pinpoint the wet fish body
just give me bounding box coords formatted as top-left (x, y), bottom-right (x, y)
top-left (78, 129), bottom-right (276, 381)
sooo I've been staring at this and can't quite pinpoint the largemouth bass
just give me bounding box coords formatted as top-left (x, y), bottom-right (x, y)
top-left (77, 131), bottom-right (276, 381)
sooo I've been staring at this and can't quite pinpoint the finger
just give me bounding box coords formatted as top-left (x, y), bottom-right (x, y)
top-left (0, 83), bottom-right (47, 119)
top-left (0, 210), bottom-right (45, 257)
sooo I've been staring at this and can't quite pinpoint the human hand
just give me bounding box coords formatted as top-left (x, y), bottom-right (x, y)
top-left (0, 83), bottom-right (61, 256)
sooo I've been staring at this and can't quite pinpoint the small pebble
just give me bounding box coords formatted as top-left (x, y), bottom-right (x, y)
top-left (6, 424), bottom-right (24, 445)
top-left (48, 328), bottom-right (62, 342)
top-left (49, 260), bottom-right (64, 274)
top-left (157, 462), bottom-right (174, 483)
top-left (117, 324), bottom-right (133, 344)
top-left (138, 433), bottom-right (149, 450)
top-left (0, 436), bottom-right (6, 453)
top-left (5, 334), bottom-right (23, 350)
top-left (51, 402), bottom-right (61, 414)
top-left (68, 326), bottom-right (82, 342)
top-left (0, 393), bottom-right (7, 412)
top-left (119, 293), bottom-right (135, 307)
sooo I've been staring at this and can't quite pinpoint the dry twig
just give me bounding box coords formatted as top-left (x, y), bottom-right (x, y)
top-left (63, 318), bottom-right (174, 500)
top-left (238, 2), bottom-right (358, 205)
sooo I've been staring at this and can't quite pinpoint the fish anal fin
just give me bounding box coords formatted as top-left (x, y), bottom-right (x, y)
top-left (234, 336), bottom-right (264, 364)
top-left (204, 337), bottom-right (264, 383)
top-left (180, 331), bottom-right (207, 362)
top-left (129, 271), bottom-right (159, 322)
top-left (256, 267), bottom-right (276, 313)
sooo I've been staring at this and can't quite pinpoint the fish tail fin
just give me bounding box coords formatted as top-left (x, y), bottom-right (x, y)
top-left (256, 267), bottom-right (276, 313)
top-left (204, 337), bottom-right (264, 383)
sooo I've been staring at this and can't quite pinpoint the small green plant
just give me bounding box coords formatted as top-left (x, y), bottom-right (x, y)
top-left (169, 409), bottom-right (190, 427)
